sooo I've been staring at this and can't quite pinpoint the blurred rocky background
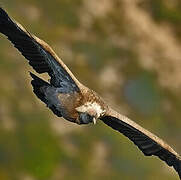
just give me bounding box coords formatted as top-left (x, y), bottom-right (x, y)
top-left (0, 0), bottom-right (181, 179)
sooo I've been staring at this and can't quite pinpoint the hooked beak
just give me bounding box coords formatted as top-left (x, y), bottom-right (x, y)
top-left (93, 117), bottom-right (97, 124)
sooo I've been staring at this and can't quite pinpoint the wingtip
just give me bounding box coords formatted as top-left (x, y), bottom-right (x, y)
top-left (0, 7), bottom-right (17, 36)
top-left (0, 7), bottom-right (9, 19)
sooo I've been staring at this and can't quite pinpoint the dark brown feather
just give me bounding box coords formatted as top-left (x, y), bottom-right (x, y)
top-left (101, 112), bottom-right (181, 179)
top-left (0, 7), bottom-right (81, 92)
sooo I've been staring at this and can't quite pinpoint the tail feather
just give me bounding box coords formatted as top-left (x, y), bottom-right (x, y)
top-left (30, 72), bottom-right (62, 117)
top-left (30, 72), bottom-right (50, 104)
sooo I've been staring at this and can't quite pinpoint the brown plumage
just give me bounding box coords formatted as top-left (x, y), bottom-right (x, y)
top-left (0, 7), bottom-right (180, 179)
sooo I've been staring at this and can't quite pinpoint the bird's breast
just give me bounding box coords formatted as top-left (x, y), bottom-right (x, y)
top-left (57, 92), bottom-right (82, 122)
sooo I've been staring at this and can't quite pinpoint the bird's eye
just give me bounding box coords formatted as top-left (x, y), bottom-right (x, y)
top-left (79, 113), bottom-right (93, 124)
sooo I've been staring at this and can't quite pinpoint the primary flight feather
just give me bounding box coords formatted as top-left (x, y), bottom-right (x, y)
top-left (0, 7), bottom-right (180, 179)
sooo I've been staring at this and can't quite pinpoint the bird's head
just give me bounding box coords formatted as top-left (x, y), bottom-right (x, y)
top-left (76, 102), bottom-right (105, 125)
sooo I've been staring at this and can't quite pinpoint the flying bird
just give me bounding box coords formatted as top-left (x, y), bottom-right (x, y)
top-left (0, 7), bottom-right (180, 179)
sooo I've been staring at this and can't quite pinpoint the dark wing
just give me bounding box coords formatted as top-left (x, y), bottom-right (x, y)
top-left (0, 7), bottom-right (81, 93)
top-left (100, 109), bottom-right (181, 179)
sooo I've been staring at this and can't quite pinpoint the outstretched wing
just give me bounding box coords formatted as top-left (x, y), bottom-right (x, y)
top-left (100, 109), bottom-right (181, 178)
top-left (0, 7), bottom-right (81, 93)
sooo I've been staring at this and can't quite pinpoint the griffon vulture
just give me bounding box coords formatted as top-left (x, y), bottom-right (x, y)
top-left (0, 7), bottom-right (180, 179)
